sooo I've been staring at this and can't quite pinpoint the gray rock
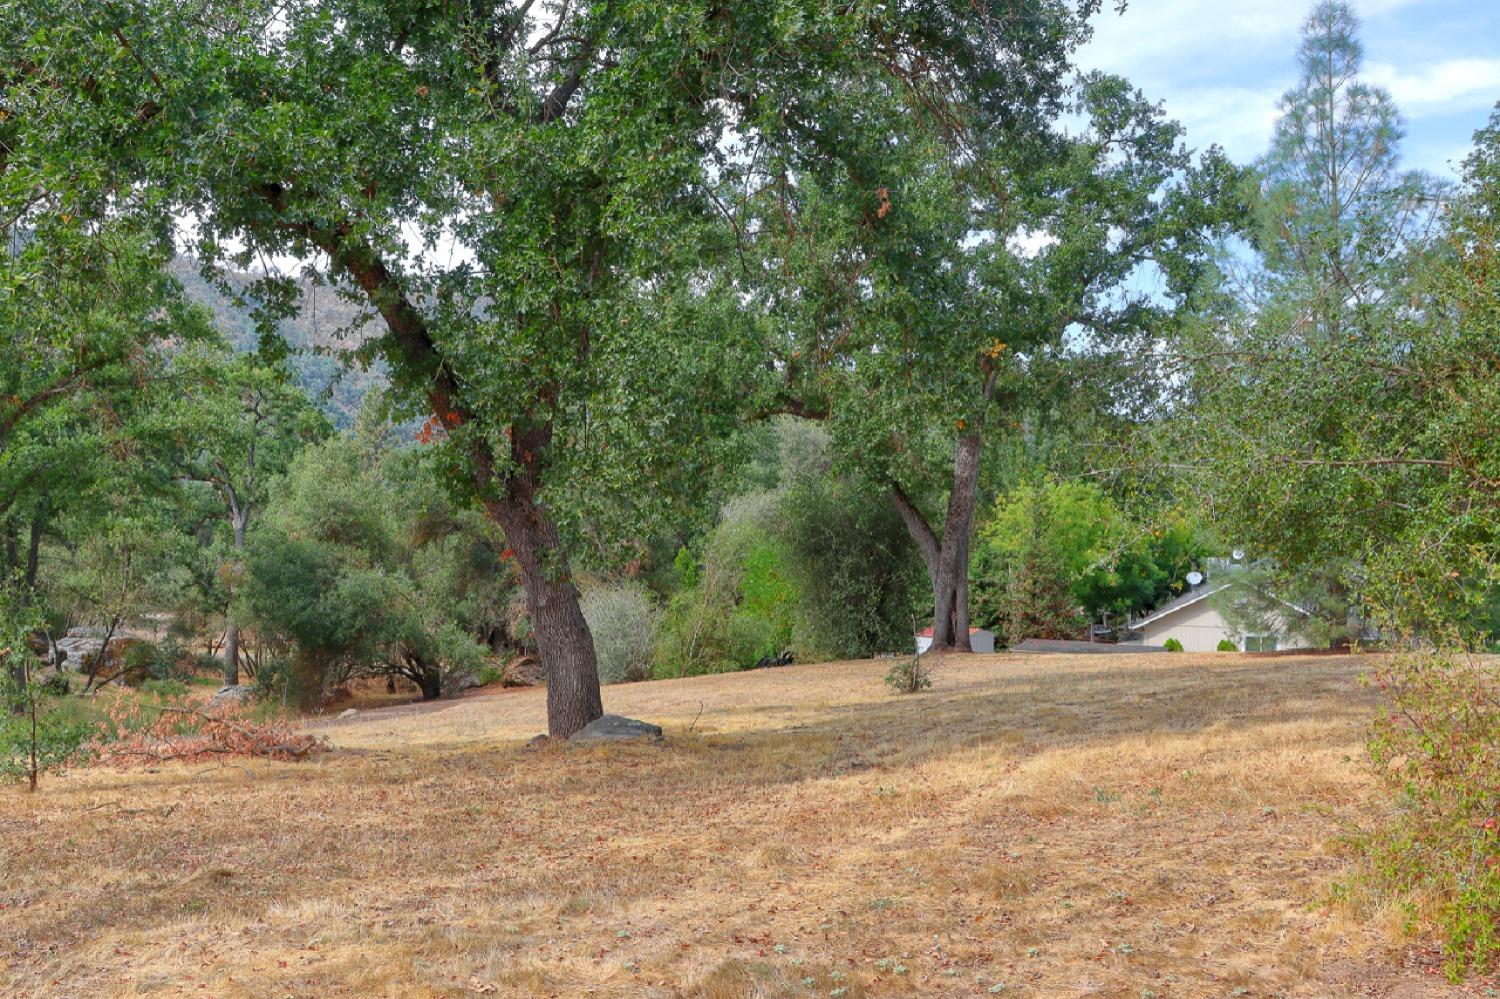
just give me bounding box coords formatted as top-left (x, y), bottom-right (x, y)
top-left (53, 635), bottom-right (105, 670)
top-left (207, 684), bottom-right (255, 711)
top-left (569, 713), bottom-right (663, 744)
top-left (338, 707), bottom-right (359, 718)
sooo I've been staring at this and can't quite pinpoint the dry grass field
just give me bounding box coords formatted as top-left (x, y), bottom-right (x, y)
top-left (0, 652), bottom-right (1471, 998)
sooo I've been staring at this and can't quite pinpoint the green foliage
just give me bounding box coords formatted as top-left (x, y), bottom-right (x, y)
top-left (242, 432), bottom-right (502, 704)
top-left (0, 694), bottom-right (96, 787)
top-left (474, 661), bottom-right (505, 688)
top-left (1213, 560), bottom-right (1367, 650)
top-left (1255, 1), bottom-right (1437, 330)
top-left (777, 476), bottom-right (925, 662)
top-left (1162, 638), bottom-right (1184, 653)
top-left (1216, 639), bottom-right (1238, 652)
top-left (884, 654), bottom-right (931, 695)
top-left (1355, 651), bottom-right (1500, 980)
top-left (990, 499), bottom-right (1085, 647)
top-left (120, 637), bottom-right (192, 684)
top-left (653, 497), bottom-right (798, 677)
top-left (0, 591), bottom-right (94, 788)
top-left (580, 583), bottom-right (659, 685)
top-left (972, 481), bottom-right (1204, 627)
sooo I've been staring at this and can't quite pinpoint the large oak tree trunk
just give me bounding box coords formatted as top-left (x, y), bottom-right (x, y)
top-left (482, 435), bottom-right (603, 740)
top-left (305, 223), bottom-right (605, 739)
top-left (929, 432), bottom-right (983, 652)
top-left (891, 362), bottom-right (997, 655)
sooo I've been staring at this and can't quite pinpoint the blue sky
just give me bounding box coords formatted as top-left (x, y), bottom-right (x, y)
top-left (1078, 0), bottom-right (1500, 178)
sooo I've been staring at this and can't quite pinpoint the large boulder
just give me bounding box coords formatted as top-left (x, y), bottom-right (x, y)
top-left (53, 633), bottom-right (106, 671)
top-left (569, 714), bottom-right (663, 744)
top-left (207, 685), bottom-right (255, 712)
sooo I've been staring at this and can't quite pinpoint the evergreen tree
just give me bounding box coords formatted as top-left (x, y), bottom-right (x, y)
top-left (1256, 0), bottom-right (1438, 337)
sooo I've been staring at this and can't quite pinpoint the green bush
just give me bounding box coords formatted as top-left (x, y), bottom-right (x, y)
top-left (0, 693), bottom-right (97, 786)
top-left (1162, 637), bottom-right (1184, 652)
top-left (124, 637), bottom-right (191, 683)
top-left (777, 479), bottom-right (924, 660)
top-left (652, 502), bottom-right (797, 677)
top-left (1216, 639), bottom-right (1238, 652)
top-left (475, 660), bottom-right (505, 687)
top-left (884, 654), bottom-right (931, 694)
top-left (139, 678), bottom-right (189, 699)
top-left (1351, 650), bottom-right (1500, 980)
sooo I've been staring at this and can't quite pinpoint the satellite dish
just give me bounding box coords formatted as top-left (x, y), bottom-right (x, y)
top-left (1231, 549), bottom-right (1246, 562)
top-left (1186, 571), bottom-right (1204, 587)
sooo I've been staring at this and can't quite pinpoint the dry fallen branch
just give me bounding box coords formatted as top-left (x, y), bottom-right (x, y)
top-left (93, 704), bottom-right (328, 765)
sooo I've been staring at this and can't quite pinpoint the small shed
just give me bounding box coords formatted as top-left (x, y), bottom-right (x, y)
top-left (916, 626), bottom-right (996, 654)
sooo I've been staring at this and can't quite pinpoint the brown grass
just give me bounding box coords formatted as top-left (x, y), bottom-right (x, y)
top-left (0, 652), bottom-right (1468, 997)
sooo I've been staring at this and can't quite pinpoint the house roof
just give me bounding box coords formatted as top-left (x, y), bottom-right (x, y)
top-left (1131, 582), bottom-right (1231, 628)
top-left (916, 626), bottom-right (991, 637)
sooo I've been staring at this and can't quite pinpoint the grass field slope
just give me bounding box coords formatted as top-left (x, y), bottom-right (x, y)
top-left (1, 653), bottom-right (1467, 998)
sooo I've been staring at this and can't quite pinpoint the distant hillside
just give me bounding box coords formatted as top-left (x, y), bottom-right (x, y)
top-left (169, 257), bottom-right (387, 429)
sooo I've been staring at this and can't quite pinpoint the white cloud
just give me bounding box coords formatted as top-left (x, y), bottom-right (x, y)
top-left (1365, 57), bottom-right (1500, 115)
top-left (1007, 228), bottom-right (1058, 259)
top-left (1155, 85), bottom-right (1288, 161)
top-left (1079, 0), bottom-right (1423, 80)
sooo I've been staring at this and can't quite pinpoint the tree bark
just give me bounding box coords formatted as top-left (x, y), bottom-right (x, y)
top-left (23, 515), bottom-right (40, 595)
top-left (929, 432), bottom-right (983, 652)
top-left (893, 481), bottom-right (974, 650)
top-left (481, 428), bottom-right (602, 739)
top-left (222, 506), bottom-right (247, 687)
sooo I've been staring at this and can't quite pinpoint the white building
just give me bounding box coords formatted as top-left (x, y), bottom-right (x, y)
top-left (1121, 581), bottom-right (1309, 652)
top-left (915, 626), bottom-right (996, 654)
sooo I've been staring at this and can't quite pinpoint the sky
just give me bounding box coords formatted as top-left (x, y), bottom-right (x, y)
top-left (1077, 0), bottom-right (1500, 178)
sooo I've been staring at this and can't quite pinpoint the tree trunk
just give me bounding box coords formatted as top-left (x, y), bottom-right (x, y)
top-left (483, 457), bottom-right (602, 740)
top-left (222, 509), bottom-right (247, 687)
top-left (222, 620), bottom-right (240, 687)
top-left (23, 515), bottom-right (41, 596)
top-left (893, 475), bottom-right (977, 651)
top-left (924, 432), bottom-right (983, 652)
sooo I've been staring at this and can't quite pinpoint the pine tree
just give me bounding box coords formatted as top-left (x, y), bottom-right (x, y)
top-left (1257, 1), bottom-right (1436, 337)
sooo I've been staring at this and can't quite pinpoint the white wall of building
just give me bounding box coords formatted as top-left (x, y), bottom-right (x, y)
top-left (1139, 600), bottom-right (1235, 652)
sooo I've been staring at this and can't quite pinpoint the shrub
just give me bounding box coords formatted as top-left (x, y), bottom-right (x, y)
top-left (885, 653), bottom-right (931, 694)
top-left (581, 583), bottom-right (659, 685)
top-left (1162, 638), bottom-right (1184, 652)
top-left (777, 479), bottom-right (924, 660)
top-left (1216, 639), bottom-right (1238, 652)
top-left (1352, 650), bottom-right (1500, 980)
top-left (652, 508), bottom-right (795, 677)
top-left (475, 660), bottom-right (505, 687)
top-left (140, 678), bottom-right (189, 700)
top-left (0, 696), bottom-right (96, 787)
top-left (124, 637), bottom-right (191, 684)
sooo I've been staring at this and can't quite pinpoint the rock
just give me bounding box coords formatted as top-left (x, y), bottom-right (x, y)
top-left (339, 707), bottom-right (359, 719)
top-left (54, 635), bottom-right (105, 670)
top-left (569, 714), bottom-right (663, 744)
top-left (207, 684), bottom-right (254, 711)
